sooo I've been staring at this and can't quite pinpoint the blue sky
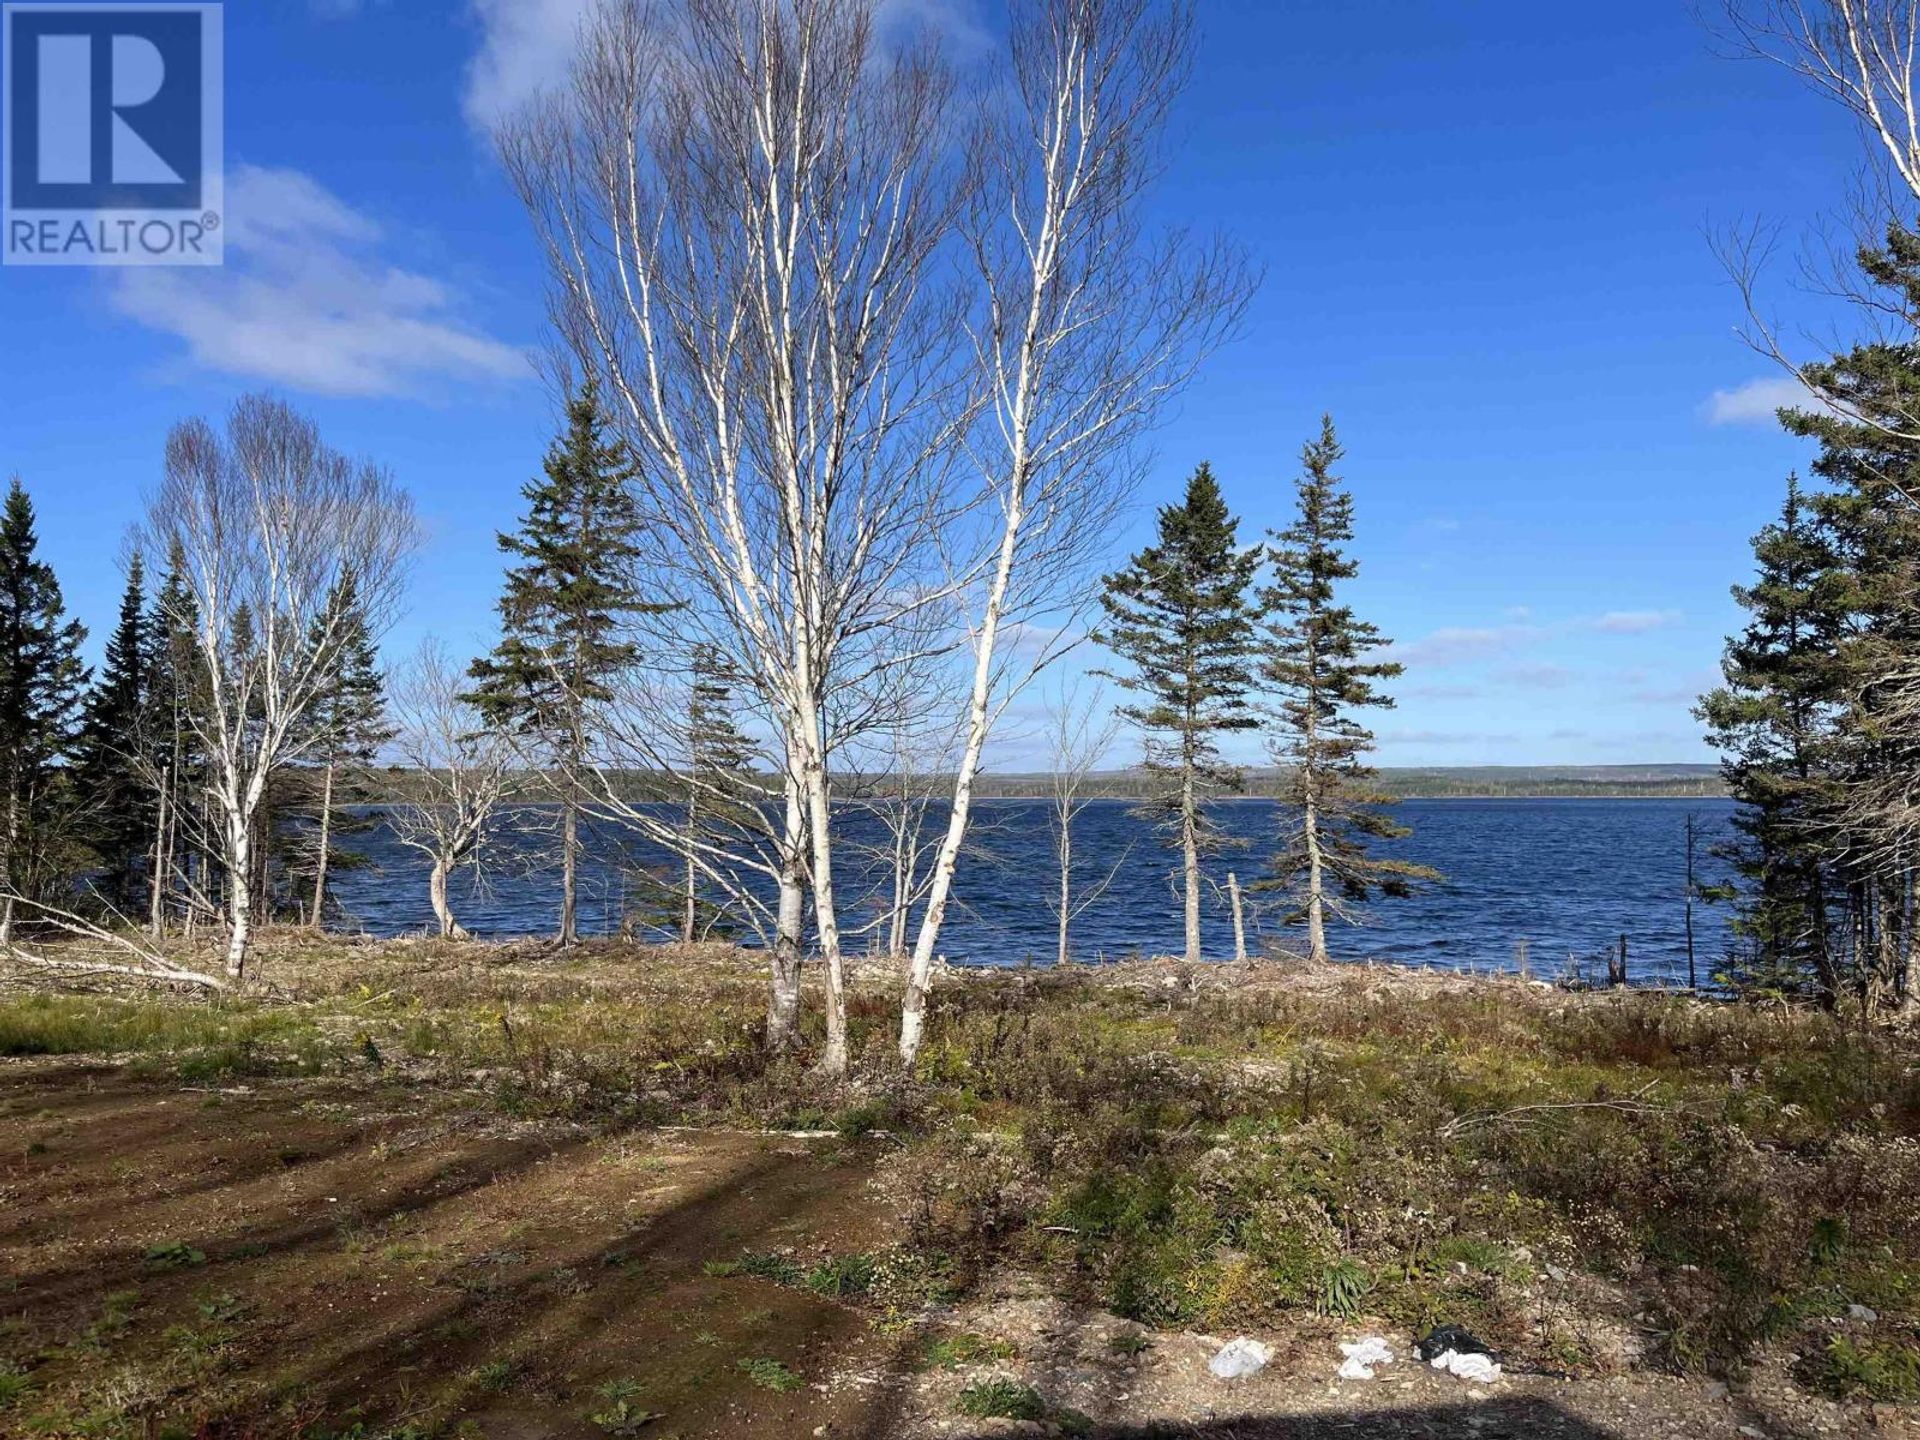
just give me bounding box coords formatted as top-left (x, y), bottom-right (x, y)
top-left (0, 0), bottom-right (1867, 766)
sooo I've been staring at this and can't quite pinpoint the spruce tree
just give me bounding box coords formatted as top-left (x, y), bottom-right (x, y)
top-left (1259, 417), bottom-right (1434, 962)
top-left (145, 539), bottom-right (204, 935)
top-left (1734, 220), bottom-right (1920, 1009)
top-left (1098, 462), bottom-right (1260, 962)
top-left (0, 478), bottom-right (88, 937)
top-left (681, 643), bottom-right (756, 942)
top-left (301, 572), bottom-right (393, 926)
top-left (1696, 477), bottom-right (1849, 1000)
top-left (467, 381), bottom-right (653, 945)
top-left (75, 554), bottom-right (155, 912)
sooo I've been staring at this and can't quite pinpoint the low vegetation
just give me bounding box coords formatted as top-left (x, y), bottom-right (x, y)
top-left (2, 935), bottom-right (1918, 1436)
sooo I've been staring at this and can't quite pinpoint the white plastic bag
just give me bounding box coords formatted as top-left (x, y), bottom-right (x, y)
top-left (1336, 1336), bottom-right (1395, 1380)
top-left (1207, 1337), bottom-right (1273, 1380)
top-left (1429, 1348), bottom-right (1502, 1384)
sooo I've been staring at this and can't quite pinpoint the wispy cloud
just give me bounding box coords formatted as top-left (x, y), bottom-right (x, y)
top-left (1589, 609), bottom-right (1683, 635)
top-left (1389, 624), bottom-right (1540, 668)
top-left (459, 0), bottom-right (988, 137)
top-left (1378, 728), bottom-right (1520, 748)
top-left (1396, 682), bottom-right (1482, 700)
top-left (110, 165), bottom-right (527, 399)
top-left (1703, 375), bottom-right (1834, 426)
top-left (1495, 662), bottom-right (1574, 689)
top-left (462, 0), bottom-right (594, 136)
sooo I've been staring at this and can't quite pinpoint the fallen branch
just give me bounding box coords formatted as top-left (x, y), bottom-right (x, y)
top-left (1437, 1084), bottom-right (1667, 1139)
top-left (0, 895), bottom-right (227, 991)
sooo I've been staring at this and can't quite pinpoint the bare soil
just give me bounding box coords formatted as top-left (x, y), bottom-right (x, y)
top-left (1, 1058), bottom-right (1908, 1439)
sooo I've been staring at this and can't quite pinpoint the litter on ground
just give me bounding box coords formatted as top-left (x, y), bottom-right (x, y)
top-left (1208, 1337), bottom-right (1273, 1380)
top-left (1336, 1336), bottom-right (1395, 1380)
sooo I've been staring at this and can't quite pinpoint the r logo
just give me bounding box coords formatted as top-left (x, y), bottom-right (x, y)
top-left (3, 3), bottom-right (223, 265)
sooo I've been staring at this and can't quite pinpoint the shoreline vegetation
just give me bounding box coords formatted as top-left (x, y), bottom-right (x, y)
top-left (0, 934), bottom-right (1913, 1438)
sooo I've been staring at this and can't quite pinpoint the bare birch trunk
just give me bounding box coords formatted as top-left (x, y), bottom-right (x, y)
top-left (310, 758), bottom-right (334, 928)
top-left (798, 718), bottom-right (849, 1075)
top-left (0, 782), bottom-right (16, 948)
top-left (224, 805), bottom-right (252, 980)
top-left (766, 787), bottom-right (806, 1052)
top-left (149, 764), bottom-right (171, 939)
top-left (901, 500), bottom-right (1021, 1066)
top-left (1057, 819), bottom-right (1073, 969)
top-left (559, 790), bottom-right (579, 947)
top-left (1229, 871), bottom-right (1247, 962)
top-left (429, 858), bottom-right (468, 940)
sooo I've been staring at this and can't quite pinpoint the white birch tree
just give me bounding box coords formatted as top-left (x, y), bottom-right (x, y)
top-left (501, 0), bottom-right (970, 1073)
top-left (388, 640), bottom-right (513, 940)
top-left (142, 396), bottom-right (419, 980)
top-left (897, 0), bottom-right (1253, 1063)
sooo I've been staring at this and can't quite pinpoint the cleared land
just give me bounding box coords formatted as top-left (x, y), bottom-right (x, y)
top-left (0, 938), bottom-right (1914, 1438)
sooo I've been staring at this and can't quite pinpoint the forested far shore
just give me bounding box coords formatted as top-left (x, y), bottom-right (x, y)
top-left (343, 763), bottom-right (1730, 804)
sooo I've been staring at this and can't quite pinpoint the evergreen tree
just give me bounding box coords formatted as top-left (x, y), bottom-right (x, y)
top-left (1097, 463), bottom-right (1260, 963)
top-left (1258, 417), bottom-right (1434, 962)
top-left (1696, 477), bottom-right (1849, 1000)
top-left (145, 539), bottom-right (205, 935)
top-left (75, 554), bottom-right (156, 913)
top-left (680, 642), bottom-right (756, 942)
top-left (467, 381), bottom-right (654, 944)
top-left (299, 571), bottom-right (393, 926)
top-left (1712, 219), bottom-right (1920, 1010)
top-left (0, 478), bottom-right (88, 937)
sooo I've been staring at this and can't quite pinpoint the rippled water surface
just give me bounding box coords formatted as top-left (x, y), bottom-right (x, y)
top-left (331, 796), bottom-right (1739, 984)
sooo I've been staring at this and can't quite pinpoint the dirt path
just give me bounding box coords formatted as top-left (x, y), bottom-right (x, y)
top-left (0, 1063), bottom-right (1907, 1440)
top-left (0, 1062), bottom-right (904, 1438)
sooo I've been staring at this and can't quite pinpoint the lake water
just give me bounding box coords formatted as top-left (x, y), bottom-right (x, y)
top-left (330, 796), bottom-right (1740, 985)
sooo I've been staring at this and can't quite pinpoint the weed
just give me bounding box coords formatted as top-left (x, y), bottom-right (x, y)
top-left (590, 1378), bottom-right (662, 1434)
top-left (803, 1253), bottom-right (876, 1298)
top-left (142, 1241), bottom-right (206, 1271)
top-left (925, 1332), bottom-right (1018, 1369)
top-left (1317, 1257), bottom-right (1374, 1320)
top-left (0, 1362), bottom-right (32, 1408)
top-left (1818, 1335), bottom-right (1920, 1401)
top-left (736, 1357), bottom-right (803, 1393)
top-left (195, 1292), bottom-right (253, 1323)
top-left (471, 1358), bottom-right (518, 1393)
top-left (954, 1378), bottom-right (1046, 1421)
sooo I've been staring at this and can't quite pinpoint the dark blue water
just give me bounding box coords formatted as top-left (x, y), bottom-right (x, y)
top-left (329, 797), bottom-right (1739, 984)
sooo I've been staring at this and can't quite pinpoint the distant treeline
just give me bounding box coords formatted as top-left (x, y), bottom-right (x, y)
top-left (350, 763), bottom-right (1728, 805)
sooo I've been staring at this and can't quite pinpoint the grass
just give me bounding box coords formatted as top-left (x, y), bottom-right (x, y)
top-left (0, 1362), bottom-right (33, 1408)
top-left (954, 1378), bottom-right (1047, 1420)
top-left (925, 1332), bottom-right (1018, 1369)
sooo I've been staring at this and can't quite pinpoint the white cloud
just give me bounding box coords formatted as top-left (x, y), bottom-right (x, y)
top-left (462, 0), bottom-right (594, 136)
top-left (459, 0), bottom-right (989, 137)
top-left (111, 165), bottom-right (527, 399)
top-left (1703, 375), bottom-right (1819, 426)
top-left (1589, 609), bottom-right (1683, 635)
top-left (1389, 624), bottom-right (1540, 668)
